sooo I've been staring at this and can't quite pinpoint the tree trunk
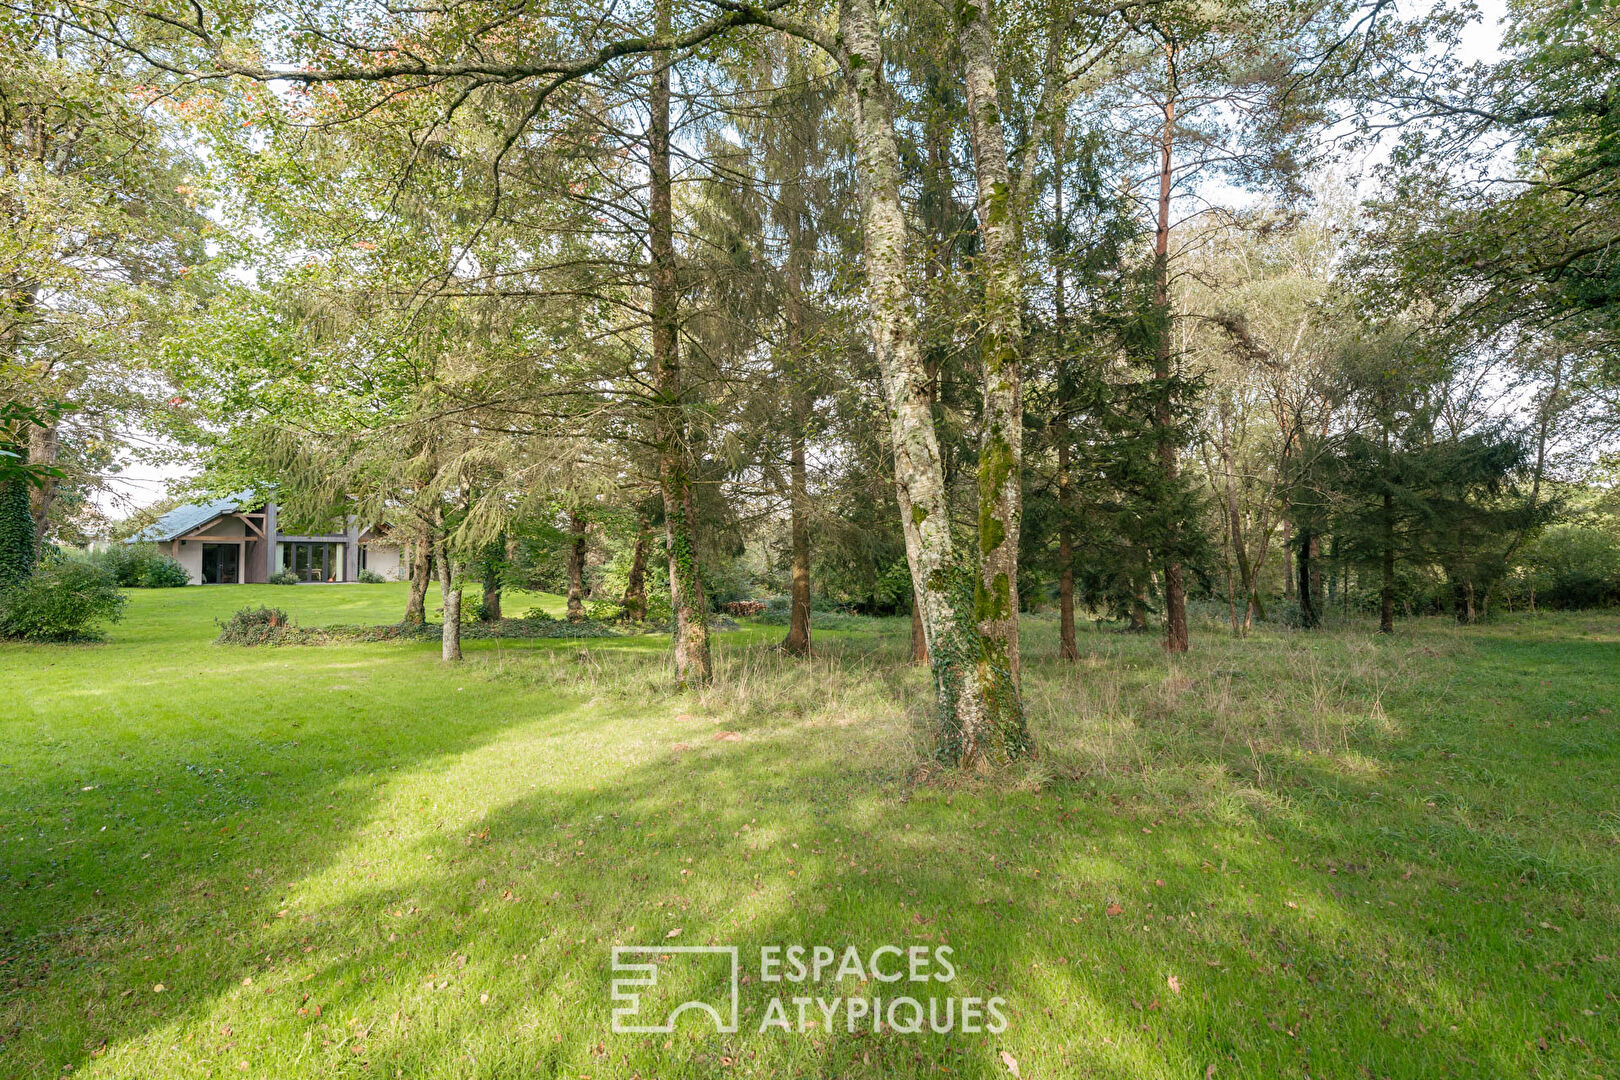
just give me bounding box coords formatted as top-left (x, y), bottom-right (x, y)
top-left (566, 511), bottom-right (587, 621)
top-left (27, 419), bottom-right (58, 547)
top-left (621, 512), bottom-right (650, 621)
top-left (405, 521), bottom-right (433, 625)
top-left (1282, 518), bottom-right (1295, 601)
top-left (437, 538), bottom-right (461, 662)
top-left (650, 0), bottom-right (711, 687)
top-left (1297, 529), bottom-right (1318, 629)
top-left (0, 476), bottom-right (35, 586)
top-left (781, 215), bottom-right (813, 658)
top-left (958, 0), bottom-right (1025, 685)
top-left (783, 423), bottom-right (812, 656)
top-left (480, 537), bottom-right (503, 622)
top-left (1302, 534), bottom-right (1315, 621)
top-left (840, 0), bottom-right (1026, 766)
top-left (1058, 438), bottom-right (1078, 661)
top-left (1151, 69), bottom-right (1188, 653)
top-left (910, 598), bottom-right (927, 663)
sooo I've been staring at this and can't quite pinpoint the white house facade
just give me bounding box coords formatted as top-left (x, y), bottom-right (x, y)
top-left (126, 492), bottom-right (408, 585)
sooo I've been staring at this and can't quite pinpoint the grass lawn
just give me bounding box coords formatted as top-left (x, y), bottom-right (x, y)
top-left (1, 583), bottom-right (1616, 1078)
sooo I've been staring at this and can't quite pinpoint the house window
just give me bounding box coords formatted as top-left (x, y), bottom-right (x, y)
top-left (279, 542), bottom-right (344, 582)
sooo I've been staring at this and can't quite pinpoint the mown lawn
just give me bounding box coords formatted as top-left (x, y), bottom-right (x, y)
top-left (1, 585), bottom-right (1615, 1078)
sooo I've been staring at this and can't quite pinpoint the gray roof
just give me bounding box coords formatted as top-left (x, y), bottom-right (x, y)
top-left (126, 490), bottom-right (261, 543)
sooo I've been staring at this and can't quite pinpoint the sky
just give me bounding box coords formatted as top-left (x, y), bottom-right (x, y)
top-left (95, 0), bottom-right (1512, 522)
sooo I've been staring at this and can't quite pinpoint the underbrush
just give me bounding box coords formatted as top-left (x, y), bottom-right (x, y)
top-left (216, 605), bottom-right (742, 646)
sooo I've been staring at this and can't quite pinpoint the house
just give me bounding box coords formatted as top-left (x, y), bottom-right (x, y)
top-left (126, 491), bottom-right (407, 585)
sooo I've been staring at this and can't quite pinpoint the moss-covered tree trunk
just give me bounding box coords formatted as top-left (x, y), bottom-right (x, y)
top-left (0, 471), bottom-right (35, 587)
top-left (958, 0), bottom-right (1028, 704)
top-left (566, 511), bottom-right (587, 621)
top-left (404, 519), bottom-right (433, 625)
top-left (841, 0), bottom-right (1025, 767)
top-left (621, 512), bottom-right (650, 621)
top-left (479, 537), bottom-right (503, 622)
top-left (650, 0), bottom-right (711, 687)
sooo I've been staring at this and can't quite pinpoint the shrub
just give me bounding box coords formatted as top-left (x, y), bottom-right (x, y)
top-left (216, 605), bottom-right (292, 645)
top-left (0, 561), bottom-right (127, 641)
top-left (1527, 523), bottom-right (1620, 609)
top-left (138, 555), bottom-right (191, 588)
top-left (268, 569), bottom-right (300, 585)
top-left (86, 543), bottom-right (191, 588)
top-left (724, 599), bottom-right (767, 617)
top-left (586, 599), bottom-right (623, 622)
top-left (357, 569), bottom-right (386, 584)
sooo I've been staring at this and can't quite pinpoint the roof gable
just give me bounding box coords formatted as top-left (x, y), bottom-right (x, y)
top-left (126, 491), bottom-right (261, 543)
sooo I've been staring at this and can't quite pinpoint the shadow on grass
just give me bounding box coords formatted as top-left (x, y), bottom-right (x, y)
top-left (2, 615), bottom-right (1614, 1078)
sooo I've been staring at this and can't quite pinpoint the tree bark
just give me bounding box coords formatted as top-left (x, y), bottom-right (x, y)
top-left (27, 419), bottom-right (58, 546)
top-left (910, 597), bottom-right (927, 663)
top-left (650, 0), bottom-right (711, 687)
top-left (958, 0), bottom-right (1025, 685)
top-left (621, 512), bottom-right (650, 621)
top-left (1297, 528), bottom-right (1318, 629)
top-left (566, 511), bottom-right (587, 621)
top-left (783, 422), bottom-right (812, 655)
top-left (480, 537), bottom-right (503, 622)
top-left (405, 520), bottom-right (433, 625)
top-left (781, 206), bottom-right (813, 657)
top-left (1151, 63), bottom-right (1189, 653)
top-left (1058, 437), bottom-right (1078, 661)
top-left (437, 536), bottom-right (461, 662)
top-left (840, 0), bottom-right (1026, 766)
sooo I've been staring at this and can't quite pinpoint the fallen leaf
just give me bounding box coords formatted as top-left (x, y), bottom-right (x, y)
top-left (999, 1049), bottom-right (1020, 1077)
top-left (1167, 973), bottom-right (1181, 995)
top-left (152, 984), bottom-right (166, 993)
top-left (1106, 903), bottom-right (1123, 917)
top-left (713, 731), bottom-right (742, 741)
top-left (666, 927), bottom-right (682, 938)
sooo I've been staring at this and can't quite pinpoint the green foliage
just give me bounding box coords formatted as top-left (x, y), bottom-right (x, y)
top-left (215, 605), bottom-right (293, 645)
top-left (0, 479), bottom-right (34, 587)
top-left (357, 569), bottom-right (386, 584)
top-left (87, 544), bottom-right (190, 588)
top-left (0, 560), bottom-right (126, 641)
top-left (268, 569), bottom-right (301, 585)
top-left (1524, 523), bottom-right (1620, 609)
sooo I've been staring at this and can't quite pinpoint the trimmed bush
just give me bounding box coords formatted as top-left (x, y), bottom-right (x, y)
top-left (0, 561), bottom-right (127, 641)
top-left (268, 569), bottom-right (300, 585)
top-left (357, 569), bottom-right (386, 584)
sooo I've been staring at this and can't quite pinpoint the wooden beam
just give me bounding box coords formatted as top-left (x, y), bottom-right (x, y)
top-left (181, 532), bottom-right (252, 542)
